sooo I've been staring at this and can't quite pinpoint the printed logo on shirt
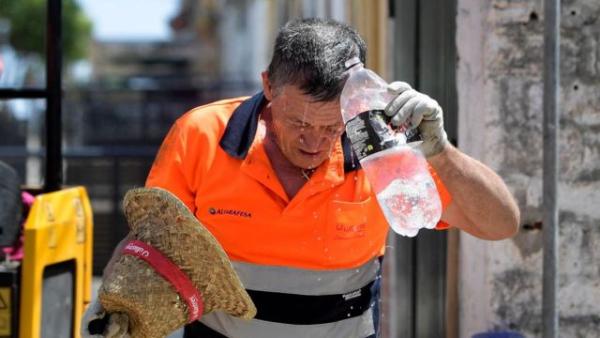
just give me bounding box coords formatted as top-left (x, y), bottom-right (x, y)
top-left (342, 289), bottom-right (362, 301)
top-left (208, 207), bottom-right (252, 218)
top-left (334, 223), bottom-right (366, 239)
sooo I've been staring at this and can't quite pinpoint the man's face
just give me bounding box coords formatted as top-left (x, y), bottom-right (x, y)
top-left (263, 82), bottom-right (344, 169)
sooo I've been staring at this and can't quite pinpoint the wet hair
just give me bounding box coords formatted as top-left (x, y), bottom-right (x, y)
top-left (266, 18), bottom-right (367, 102)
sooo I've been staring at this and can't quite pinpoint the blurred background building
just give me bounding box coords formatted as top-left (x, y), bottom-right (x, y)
top-left (0, 0), bottom-right (598, 337)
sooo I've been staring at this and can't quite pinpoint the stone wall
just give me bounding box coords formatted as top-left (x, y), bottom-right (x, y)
top-left (456, 0), bottom-right (600, 337)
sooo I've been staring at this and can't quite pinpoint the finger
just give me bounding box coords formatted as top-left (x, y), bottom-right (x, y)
top-left (391, 96), bottom-right (420, 127)
top-left (116, 313), bottom-right (129, 338)
top-left (105, 315), bottom-right (120, 338)
top-left (106, 313), bottom-right (130, 338)
top-left (117, 314), bottom-right (130, 338)
top-left (410, 99), bottom-right (430, 128)
top-left (385, 89), bottom-right (418, 117)
top-left (422, 101), bottom-right (442, 121)
top-left (387, 81), bottom-right (412, 95)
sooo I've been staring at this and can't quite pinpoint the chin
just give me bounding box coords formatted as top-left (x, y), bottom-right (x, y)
top-left (295, 157), bottom-right (326, 169)
top-left (283, 147), bottom-right (328, 169)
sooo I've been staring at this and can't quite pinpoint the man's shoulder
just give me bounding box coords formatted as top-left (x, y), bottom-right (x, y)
top-left (176, 96), bottom-right (250, 132)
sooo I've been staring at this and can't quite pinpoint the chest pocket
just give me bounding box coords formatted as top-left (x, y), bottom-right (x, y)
top-left (323, 198), bottom-right (377, 266)
top-left (327, 199), bottom-right (370, 240)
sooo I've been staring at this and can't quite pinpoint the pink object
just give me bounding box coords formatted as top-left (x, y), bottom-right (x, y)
top-left (21, 191), bottom-right (35, 206)
top-left (1, 191), bottom-right (35, 261)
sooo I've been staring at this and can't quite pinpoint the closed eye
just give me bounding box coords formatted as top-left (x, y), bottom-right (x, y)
top-left (325, 125), bottom-right (343, 134)
top-left (291, 119), bottom-right (311, 128)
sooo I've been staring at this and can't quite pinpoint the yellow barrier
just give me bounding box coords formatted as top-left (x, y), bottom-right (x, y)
top-left (19, 187), bottom-right (93, 338)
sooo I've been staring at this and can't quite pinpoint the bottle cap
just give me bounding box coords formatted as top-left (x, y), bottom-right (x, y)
top-left (344, 57), bottom-right (362, 70)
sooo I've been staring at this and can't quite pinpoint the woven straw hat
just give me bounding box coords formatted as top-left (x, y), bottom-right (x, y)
top-left (99, 187), bottom-right (256, 338)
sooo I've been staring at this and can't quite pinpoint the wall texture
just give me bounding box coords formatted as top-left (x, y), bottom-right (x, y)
top-left (456, 0), bottom-right (600, 337)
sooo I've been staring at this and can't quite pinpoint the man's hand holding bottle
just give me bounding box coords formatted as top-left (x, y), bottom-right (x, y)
top-left (384, 81), bottom-right (449, 158)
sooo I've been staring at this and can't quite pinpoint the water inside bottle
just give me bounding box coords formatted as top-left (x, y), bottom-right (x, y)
top-left (360, 145), bottom-right (442, 237)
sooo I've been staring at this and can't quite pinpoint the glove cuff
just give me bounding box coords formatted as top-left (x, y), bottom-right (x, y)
top-left (421, 129), bottom-right (449, 158)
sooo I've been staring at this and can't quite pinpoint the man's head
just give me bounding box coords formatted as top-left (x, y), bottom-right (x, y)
top-left (262, 18), bottom-right (366, 169)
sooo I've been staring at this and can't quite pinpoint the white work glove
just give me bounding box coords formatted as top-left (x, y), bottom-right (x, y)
top-left (384, 81), bottom-right (449, 157)
top-left (81, 299), bottom-right (130, 338)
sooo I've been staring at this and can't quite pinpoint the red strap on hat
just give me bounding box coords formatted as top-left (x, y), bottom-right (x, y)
top-left (121, 240), bottom-right (204, 322)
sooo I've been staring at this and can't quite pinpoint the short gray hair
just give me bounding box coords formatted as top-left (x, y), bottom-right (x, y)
top-left (266, 18), bottom-right (367, 102)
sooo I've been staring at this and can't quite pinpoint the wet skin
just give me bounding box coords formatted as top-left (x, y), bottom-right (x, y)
top-left (262, 82), bottom-right (345, 170)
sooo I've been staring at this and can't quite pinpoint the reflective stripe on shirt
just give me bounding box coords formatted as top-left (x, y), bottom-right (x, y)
top-left (232, 257), bottom-right (381, 295)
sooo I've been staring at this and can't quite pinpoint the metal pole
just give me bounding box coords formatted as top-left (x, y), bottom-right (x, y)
top-left (45, 0), bottom-right (62, 192)
top-left (543, 0), bottom-right (560, 337)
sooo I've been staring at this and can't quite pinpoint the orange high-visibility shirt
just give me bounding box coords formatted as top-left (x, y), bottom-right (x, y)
top-left (146, 94), bottom-right (451, 270)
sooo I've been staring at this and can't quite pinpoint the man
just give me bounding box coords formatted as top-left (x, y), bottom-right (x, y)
top-left (84, 18), bottom-right (519, 338)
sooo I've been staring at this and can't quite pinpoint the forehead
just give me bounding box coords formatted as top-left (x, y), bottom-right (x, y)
top-left (272, 85), bottom-right (341, 124)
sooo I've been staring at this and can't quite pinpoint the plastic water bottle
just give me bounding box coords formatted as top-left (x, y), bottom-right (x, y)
top-left (340, 58), bottom-right (442, 237)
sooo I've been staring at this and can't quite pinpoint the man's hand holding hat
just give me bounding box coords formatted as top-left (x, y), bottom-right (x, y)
top-left (81, 299), bottom-right (130, 338)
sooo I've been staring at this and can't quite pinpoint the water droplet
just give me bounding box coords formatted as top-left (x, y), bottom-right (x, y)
top-left (347, 313), bottom-right (351, 317)
top-left (350, 306), bottom-right (354, 310)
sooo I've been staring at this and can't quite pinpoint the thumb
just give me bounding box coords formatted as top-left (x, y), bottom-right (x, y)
top-left (105, 313), bottom-right (131, 338)
top-left (387, 81), bottom-right (412, 95)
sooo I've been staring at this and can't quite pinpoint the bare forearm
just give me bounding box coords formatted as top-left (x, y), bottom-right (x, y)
top-left (428, 145), bottom-right (520, 240)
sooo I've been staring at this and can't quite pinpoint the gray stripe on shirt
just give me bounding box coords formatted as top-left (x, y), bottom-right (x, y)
top-left (232, 257), bottom-right (380, 295)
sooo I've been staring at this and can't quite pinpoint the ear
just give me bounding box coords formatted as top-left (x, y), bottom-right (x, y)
top-left (261, 71), bottom-right (273, 101)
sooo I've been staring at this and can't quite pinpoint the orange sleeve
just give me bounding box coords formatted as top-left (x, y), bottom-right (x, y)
top-left (428, 164), bottom-right (452, 229)
top-left (145, 100), bottom-right (245, 214)
top-left (146, 120), bottom-right (198, 213)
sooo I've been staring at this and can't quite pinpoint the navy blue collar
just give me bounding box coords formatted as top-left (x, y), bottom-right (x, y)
top-left (219, 92), bottom-right (360, 172)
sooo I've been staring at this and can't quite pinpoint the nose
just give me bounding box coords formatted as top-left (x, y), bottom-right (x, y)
top-left (299, 134), bottom-right (320, 151)
top-left (300, 127), bottom-right (332, 151)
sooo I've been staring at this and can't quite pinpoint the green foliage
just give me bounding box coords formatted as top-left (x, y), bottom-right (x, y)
top-left (0, 0), bottom-right (92, 63)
